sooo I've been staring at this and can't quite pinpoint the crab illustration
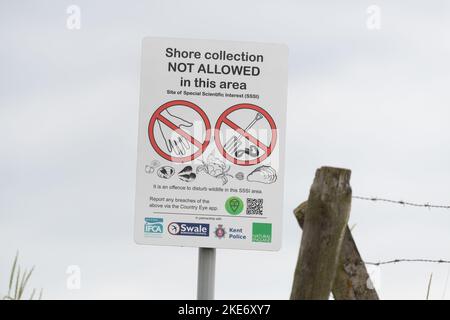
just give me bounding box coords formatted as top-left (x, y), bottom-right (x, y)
top-left (196, 154), bottom-right (233, 185)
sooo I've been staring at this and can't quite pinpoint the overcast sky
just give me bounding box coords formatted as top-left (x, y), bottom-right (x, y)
top-left (1, 0), bottom-right (450, 300)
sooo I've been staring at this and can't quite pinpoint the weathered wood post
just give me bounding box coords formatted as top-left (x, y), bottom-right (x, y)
top-left (290, 166), bottom-right (352, 300)
top-left (293, 202), bottom-right (379, 300)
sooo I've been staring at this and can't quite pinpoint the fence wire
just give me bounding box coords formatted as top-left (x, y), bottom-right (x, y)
top-left (365, 259), bottom-right (450, 266)
top-left (353, 196), bottom-right (450, 209)
top-left (352, 196), bottom-right (450, 267)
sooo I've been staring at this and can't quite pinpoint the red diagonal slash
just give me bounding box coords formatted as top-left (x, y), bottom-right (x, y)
top-left (148, 100), bottom-right (211, 163)
top-left (222, 117), bottom-right (269, 153)
top-left (214, 103), bottom-right (277, 166)
top-left (156, 114), bottom-right (203, 149)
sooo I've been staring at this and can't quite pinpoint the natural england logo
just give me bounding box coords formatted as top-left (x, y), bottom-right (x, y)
top-left (144, 218), bottom-right (164, 236)
top-left (252, 223), bottom-right (272, 243)
top-left (168, 222), bottom-right (209, 237)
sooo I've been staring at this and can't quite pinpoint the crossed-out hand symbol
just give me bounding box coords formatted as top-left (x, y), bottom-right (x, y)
top-left (157, 109), bottom-right (193, 156)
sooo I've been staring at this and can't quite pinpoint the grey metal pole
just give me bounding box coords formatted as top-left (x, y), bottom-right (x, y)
top-left (197, 247), bottom-right (216, 300)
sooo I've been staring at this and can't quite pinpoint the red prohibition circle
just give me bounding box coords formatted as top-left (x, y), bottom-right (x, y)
top-left (214, 103), bottom-right (277, 166)
top-left (148, 100), bottom-right (211, 163)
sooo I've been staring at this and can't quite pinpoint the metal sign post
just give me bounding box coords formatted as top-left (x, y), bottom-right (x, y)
top-left (197, 247), bottom-right (216, 300)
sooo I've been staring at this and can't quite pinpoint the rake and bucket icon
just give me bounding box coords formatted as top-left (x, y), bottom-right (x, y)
top-left (223, 112), bottom-right (264, 155)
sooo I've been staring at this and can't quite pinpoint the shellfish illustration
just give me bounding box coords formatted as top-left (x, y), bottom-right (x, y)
top-left (196, 154), bottom-right (233, 185)
top-left (247, 165), bottom-right (277, 184)
top-left (157, 166), bottom-right (175, 179)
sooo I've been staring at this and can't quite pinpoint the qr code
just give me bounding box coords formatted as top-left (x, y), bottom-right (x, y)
top-left (246, 198), bottom-right (263, 215)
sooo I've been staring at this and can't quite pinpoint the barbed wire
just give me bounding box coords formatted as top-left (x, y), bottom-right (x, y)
top-left (365, 259), bottom-right (450, 266)
top-left (343, 196), bottom-right (450, 272)
top-left (353, 197), bottom-right (450, 266)
top-left (352, 196), bottom-right (450, 209)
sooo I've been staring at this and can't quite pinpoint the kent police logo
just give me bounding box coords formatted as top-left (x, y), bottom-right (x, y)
top-left (214, 224), bottom-right (226, 239)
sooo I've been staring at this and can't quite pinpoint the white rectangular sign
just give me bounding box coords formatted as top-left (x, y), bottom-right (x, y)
top-left (134, 37), bottom-right (288, 250)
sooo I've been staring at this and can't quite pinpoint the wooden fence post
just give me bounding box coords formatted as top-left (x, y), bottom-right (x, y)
top-left (293, 202), bottom-right (379, 300)
top-left (290, 166), bottom-right (352, 300)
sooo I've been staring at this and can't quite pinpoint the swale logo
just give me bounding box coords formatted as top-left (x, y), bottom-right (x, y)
top-left (168, 222), bottom-right (209, 237)
top-left (144, 217), bottom-right (163, 236)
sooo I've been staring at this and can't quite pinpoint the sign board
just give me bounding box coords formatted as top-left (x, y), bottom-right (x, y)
top-left (134, 37), bottom-right (288, 251)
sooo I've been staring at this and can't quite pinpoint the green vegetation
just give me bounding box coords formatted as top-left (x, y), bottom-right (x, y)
top-left (2, 252), bottom-right (42, 300)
